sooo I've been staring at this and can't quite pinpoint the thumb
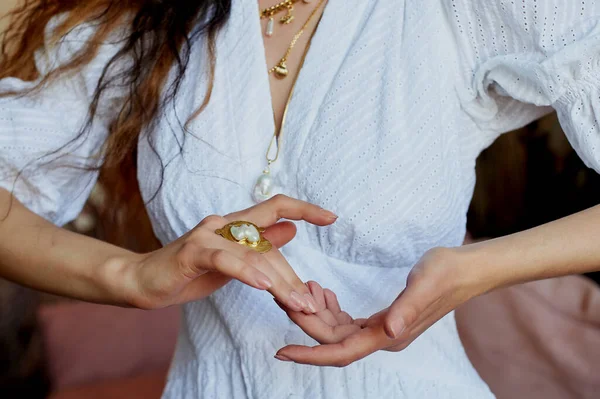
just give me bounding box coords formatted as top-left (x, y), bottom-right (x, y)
top-left (262, 221), bottom-right (297, 248)
top-left (383, 281), bottom-right (430, 339)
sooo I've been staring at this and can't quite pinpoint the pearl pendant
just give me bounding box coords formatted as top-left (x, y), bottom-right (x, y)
top-left (252, 171), bottom-right (276, 203)
top-left (265, 17), bottom-right (274, 37)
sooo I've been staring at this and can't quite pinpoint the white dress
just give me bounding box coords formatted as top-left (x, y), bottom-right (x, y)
top-left (2, 1), bottom-right (600, 398)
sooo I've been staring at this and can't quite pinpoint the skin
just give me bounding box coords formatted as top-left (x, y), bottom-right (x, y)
top-left (0, 2), bottom-right (329, 315)
top-left (258, 1), bottom-right (600, 366)
top-left (261, 0), bottom-right (327, 132)
top-left (274, 206), bottom-right (600, 366)
top-left (1, 0), bottom-right (599, 372)
top-left (0, 188), bottom-right (336, 313)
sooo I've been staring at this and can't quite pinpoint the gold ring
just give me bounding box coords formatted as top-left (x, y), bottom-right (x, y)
top-left (215, 221), bottom-right (273, 253)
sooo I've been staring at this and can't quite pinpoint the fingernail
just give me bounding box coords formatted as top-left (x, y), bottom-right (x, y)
top-left (304, 294), bottom-right (318, 313)
top-left (274, 354), bottom-right (291, 362)
top-left (290, 291), bottom-right (308, 311)
top-left (320, 208), bottom-right (338, 220)
top-left (387, 319), bottom-right (406, 339)
top-left (256, 276), bottom-right (273, 290)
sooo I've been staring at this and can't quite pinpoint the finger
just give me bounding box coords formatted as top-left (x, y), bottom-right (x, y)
top-left (275, 298), bottom-right (337, 327)
top-left (207, 221), bottom-right (306, 298)
top-left (323, 289), bottom-right (353, 324)
top-left (387, 306), bottom-right (452, 352)
top-left (177, 272), bottom-right (232, 304)
top-left (386, 311), bottom-right (448, 352)
top-left (284, 307), bottom-right (361, 344)
top-left (307, 281), bottom-right (327, 311)
top-left (297, 283), bottom-right (338, 325)
top-left (225, 194), bottom-right (338, 228)
top-left (275, 299), bottom-right (344, 334)
top-left (385, 324), bottom-right (427, 353)
top-left (189, 236), bottom-right (309, 312)
top-left (207, 217), bottom-right (316, 312)
top-left (261, 221), bottom-right (297, 248)
top-left (201, 229), bottom-right (316, 314)
top-left (317, 309), bottom-right (342, 327)
top-left (274, 298), bottom-right (337, 328)
top-left (177, 243), bottom-right (272, 291)
top-left (336, 311), bottom-right (354, 325)
top-left (323, 288), bottom-right (342, 313)
top-left (384, 281), bottom-right (439, 339)
top-left (239, 250), bottom-right (314, 313)
top-left (302, 283), bottom-right (339, 325)
top-left (264, 249), bottom-right (317, 314)
top-left (276, 326), bottom-right (389, 367)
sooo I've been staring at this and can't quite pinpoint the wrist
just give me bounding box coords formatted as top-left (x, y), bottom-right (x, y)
top-left (434, 245), bottom-right (499, 299)
top-left (453, 239), bottom-right (517, 296)
top-left (95, 252), bottom-right (145, 308)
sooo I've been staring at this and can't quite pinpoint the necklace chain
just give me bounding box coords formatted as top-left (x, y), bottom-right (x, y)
top-left (266, 1), bottom-right (325, 164)
top-left (252, 0), bottom-right (327, 202)
top-left (267, 0), bottom-right (326, 78)
top-left (260, 0), bottom-right (299, 19)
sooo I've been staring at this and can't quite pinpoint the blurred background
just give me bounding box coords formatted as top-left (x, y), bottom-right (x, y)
top-left (1, 1), bottom-right (600, 398)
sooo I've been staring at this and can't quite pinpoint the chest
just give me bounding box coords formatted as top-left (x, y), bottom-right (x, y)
top-left (138, 0), bottom-right (479, 268)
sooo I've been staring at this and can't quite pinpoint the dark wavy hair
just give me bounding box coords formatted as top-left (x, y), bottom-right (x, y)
top-left (0, 0), bottom-right (231, 247)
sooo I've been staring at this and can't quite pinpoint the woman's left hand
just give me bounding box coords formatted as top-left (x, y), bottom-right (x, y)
top-left (274, 248), bottom-right (487, 367)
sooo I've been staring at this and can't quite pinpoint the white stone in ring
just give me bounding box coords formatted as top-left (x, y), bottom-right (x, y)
top-left (230, 224), bottom-right (261, 244)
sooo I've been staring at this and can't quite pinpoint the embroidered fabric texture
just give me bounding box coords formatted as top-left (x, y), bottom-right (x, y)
top-left (2, 1), bottom-right (600, 398)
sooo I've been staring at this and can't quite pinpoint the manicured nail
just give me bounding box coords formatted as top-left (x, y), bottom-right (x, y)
top-left (387, 319), bottom-right (406, 339)
top-left (304, 294), bottom-right (318, 313)
top-left (320, 208), bottom-right (338, 220)
top-left (290, 291), bottom-right (308, 311)
top-left (274, 354), bottom-right (291, 362)
top-left (255, 276), bottom-right (273, 290)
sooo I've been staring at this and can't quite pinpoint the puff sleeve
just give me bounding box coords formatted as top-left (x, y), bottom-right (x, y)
top-left (0, 17), bottom-right (123, 225)
top-left (449, 0), bottom-right (600, 172)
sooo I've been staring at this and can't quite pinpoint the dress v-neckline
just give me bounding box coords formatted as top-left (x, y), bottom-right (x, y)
top-left (226, 0), bottom-right (372, 200)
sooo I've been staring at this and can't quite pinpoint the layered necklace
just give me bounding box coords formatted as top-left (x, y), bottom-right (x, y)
top-left (259, 0), bottom-right (323, 79)
top-left (252, 0), bottom-right (327, 203)
top-left (260, 0), bottom-right (315, 37)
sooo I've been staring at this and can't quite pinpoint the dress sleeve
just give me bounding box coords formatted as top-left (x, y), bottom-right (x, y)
top-left (0, 17), bottom-right (123, 226)
top-left (448, 0), bottom-right (600, 173)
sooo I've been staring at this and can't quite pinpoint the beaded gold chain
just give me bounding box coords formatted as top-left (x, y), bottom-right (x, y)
top-left (252, 1), bottom-right (325, 203)
top-left (260, 0), bottom-right (299, 20)
top-left (267, 0), bottom-right (326, 79)
top-left (259, 0), bottom-right (316, 37)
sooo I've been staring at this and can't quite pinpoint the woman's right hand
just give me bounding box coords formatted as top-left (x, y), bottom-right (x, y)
top-left (121, 195), bottom-right (338, 312)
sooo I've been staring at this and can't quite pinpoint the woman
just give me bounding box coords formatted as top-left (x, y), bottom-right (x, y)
top-left (1, 0), bottom-right (600, 397)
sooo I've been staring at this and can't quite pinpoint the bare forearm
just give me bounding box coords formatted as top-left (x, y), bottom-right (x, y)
top-left (0, 188), bottom-right (137, 306)
top-left (457, 204), bottom-right (600, 292)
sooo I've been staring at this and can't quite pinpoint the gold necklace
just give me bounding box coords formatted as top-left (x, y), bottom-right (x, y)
top-left (260, 0), bottom-right (298, 37)
top-left (252, 2), bottom-right (326, 203)
top-left (267, 0), bottom-right (326, 79)
top-left (260, 0), bottom-right (299, 18)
